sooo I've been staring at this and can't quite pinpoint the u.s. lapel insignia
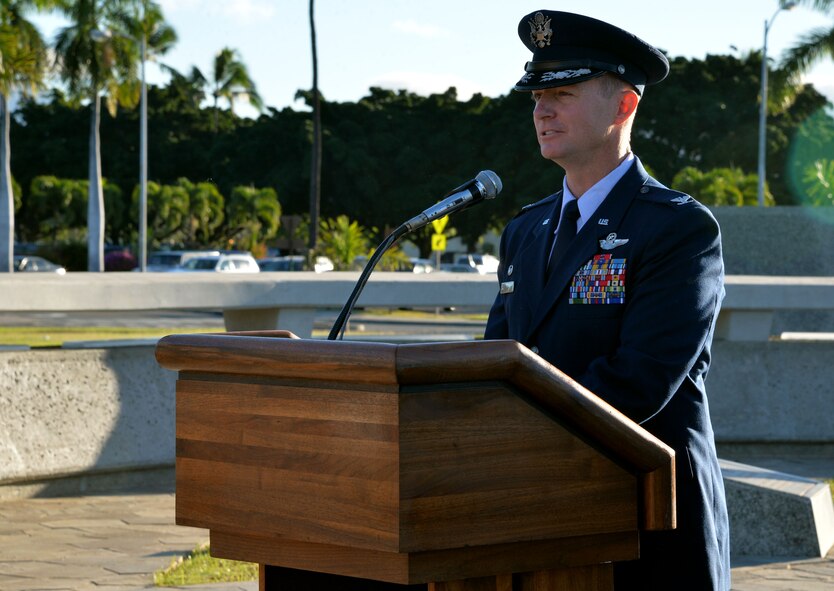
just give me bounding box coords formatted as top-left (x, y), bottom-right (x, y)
top-left (599, 232), bottom-right (629, 250)
top-left (528, 12), bottom-right (553, 48)
top-left (598, 218), bottom-right (609, 226)
top-left (671, 195), bottom-right (693, 205)
top-left (500, 281), bottom-right (515, 294)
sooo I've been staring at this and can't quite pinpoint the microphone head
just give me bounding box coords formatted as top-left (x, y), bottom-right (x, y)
top-left (476, 170), bottom-right (503, 200)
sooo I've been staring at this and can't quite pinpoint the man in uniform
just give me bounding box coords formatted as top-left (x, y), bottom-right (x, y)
top-left (484, 10), bottom-right (730, 590)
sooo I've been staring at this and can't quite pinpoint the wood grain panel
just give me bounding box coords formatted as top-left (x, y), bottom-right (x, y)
top-left (177, 378), bottom-right (399, 423)
top-left (211, 530), bottom-right (637, 586)
top-left (398, 383), bottom-right (637, 552)
top-left (176, 459), bottom-right (397, 533)
top-left (157, 334), bottom-right (399, 384)
top-left (395, 341), bottom-right (676, 531)
top-left (213, 531), bottom-right (411, 583)
top-left (175, 376), bottom-right (402, 551)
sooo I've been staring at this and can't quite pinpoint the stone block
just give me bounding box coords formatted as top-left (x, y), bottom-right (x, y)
top-left (721, 459), bottom-right (834, 558)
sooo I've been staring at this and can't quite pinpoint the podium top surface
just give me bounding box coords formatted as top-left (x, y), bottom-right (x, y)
top-left (157, 333), bottom-right (673, 476)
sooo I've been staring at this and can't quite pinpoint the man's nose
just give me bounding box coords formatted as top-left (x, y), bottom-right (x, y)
top-left (533, 97), bottom-right (553, 118)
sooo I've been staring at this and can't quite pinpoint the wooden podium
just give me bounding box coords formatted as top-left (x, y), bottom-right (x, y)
top-left (155, 332), bottom-right (675, 591)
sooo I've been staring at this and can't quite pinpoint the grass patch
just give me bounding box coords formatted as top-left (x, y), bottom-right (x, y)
top-left (359, 307), bottom-right (488, 321)
top-left (154, 542), bottom-right (257, 587)
top-left (0, 326), bottom-right (212, 348)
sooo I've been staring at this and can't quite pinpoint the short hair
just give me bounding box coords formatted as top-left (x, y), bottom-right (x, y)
top-left (597, 73), bottom-right (636, 99)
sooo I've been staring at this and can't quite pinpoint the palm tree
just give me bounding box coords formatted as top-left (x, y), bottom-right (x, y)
top-left (781, 0), bottom-right (834, 77)
top-left (0, 0), bottom-right (51, 272)
top-left (110, 0), bottom-right (176, 268)
top-left (308, 0), bottom-right (321, 256)
top-left (195, 46), bottom-right (262, 131)
top-left (54, 0), bottom-right (138, 271)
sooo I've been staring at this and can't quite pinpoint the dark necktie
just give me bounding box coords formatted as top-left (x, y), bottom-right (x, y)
top-left (548, 199), bottom-right (580, 271)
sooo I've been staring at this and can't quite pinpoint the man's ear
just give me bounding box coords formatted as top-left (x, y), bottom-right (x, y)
top-left (614, 90), bottom-right (640, 124)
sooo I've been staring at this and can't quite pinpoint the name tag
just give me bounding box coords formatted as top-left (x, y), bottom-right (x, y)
top-left (500, 281), bottom-right (515, 295)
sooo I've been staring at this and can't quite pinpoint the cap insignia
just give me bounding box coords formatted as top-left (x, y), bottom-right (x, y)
top-left (528, 12), bottom-right (553, 48)
top-left (541, 68), bottom-right (592, 83)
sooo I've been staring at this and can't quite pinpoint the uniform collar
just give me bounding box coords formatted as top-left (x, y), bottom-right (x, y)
top-left (560, 153), bottom-right (635, 232)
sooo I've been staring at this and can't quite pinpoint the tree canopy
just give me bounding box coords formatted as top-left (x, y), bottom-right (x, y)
top-left (7, 50), bottom-right (834, 258)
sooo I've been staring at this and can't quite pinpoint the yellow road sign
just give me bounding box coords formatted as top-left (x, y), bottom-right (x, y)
top-left (431, 234), bottom-right (447, 252)
top-left (431, 216), bottom-right (449, 234)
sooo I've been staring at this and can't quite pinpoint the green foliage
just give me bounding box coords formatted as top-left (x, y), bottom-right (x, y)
top-left (780, 0), bottom-right (834, 77)
top-left (176, 178), bottom-right (224, 246)
top-left (317, 215), bottom-right (370, 270)
top-left (803, 159), bottom-right (834, 205)
top-left (0, 1), bottom-right (51, 97)
top-left (27, 176), bottom-right (86, 238)
top-left (23, 175), bottom-right (124, 242)
top-left (0, 325), bottom-right (210, 348)
top-left (194, 46), bottom-right (262, 131)
top-left (375, 244), bottom-right (410, 272)
top-left (224, 185), bottom-right (281, 251)
top-left (146, 180), bottom-right (189, 244)
top-left (7, 49), bottom-right (834, 252)
top-left (672, 167), bottom-right (771, 206)
top-left (11, 174), bottom-right (21, 212)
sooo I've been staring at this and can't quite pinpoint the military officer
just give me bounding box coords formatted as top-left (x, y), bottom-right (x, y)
top-left (484, 10), bottom-right (731, 590)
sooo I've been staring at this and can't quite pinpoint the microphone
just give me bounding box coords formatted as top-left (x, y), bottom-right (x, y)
top-left (403, 170), bottom-right (503, 232)
top-left (327, 170), bottom-right (502, 341)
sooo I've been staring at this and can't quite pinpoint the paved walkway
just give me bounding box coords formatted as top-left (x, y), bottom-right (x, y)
top-left (0, 480), bottom-right (831, 591)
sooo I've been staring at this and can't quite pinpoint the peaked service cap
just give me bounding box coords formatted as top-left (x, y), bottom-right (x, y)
top-left (515, 10), bottom-right (669, 95)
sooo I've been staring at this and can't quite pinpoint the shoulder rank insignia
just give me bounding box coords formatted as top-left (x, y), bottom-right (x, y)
top-left (671, 195), bottom-right (693, 205)
top-left (528, 12), bottom-right (553, 48)
top-left (600, 232), bottom-right (629, 250)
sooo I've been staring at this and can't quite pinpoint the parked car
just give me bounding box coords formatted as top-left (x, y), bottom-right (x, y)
top-left (398, 257), bottom-right (436, 273)
top-left (147, 250), bottom-right (220, 272)
top-left (13, 255), bottom-right (66, 274)
top-left (257, 255), bottom-right (334, 273)
top-left (439, 263), bottom-right (480, 273)
top-left (173, 253), bottom-right (260, 273)
top-left (455, 253), bottom-right (499, 274)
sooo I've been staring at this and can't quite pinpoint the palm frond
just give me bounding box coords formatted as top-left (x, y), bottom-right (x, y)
top-left (781, 26), bottom-right (834, 75)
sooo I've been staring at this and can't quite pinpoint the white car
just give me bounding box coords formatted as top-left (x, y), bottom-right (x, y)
top-left (173, 253), bottom-right (260, 273)
top-left (13, 255), bottom-right (66, 274)
top-left (455, 253), bottom-right (499, 274)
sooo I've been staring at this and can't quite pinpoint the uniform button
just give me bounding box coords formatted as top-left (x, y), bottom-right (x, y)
top-left (530, 346), bottom-right (539, 354)
top-left (640, 186), bottom-right (650, 194)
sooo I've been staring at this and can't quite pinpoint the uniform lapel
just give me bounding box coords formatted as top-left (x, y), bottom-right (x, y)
top-left (511, 193), bottom-right (561, 337)
top-left (524, 160), bottom-right (650, 342)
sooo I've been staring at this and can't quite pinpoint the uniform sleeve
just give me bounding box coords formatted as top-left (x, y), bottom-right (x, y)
top-left (578, 205), bottom-right (724, 424)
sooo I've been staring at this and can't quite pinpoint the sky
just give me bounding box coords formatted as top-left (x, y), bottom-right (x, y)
top-left (31, 0), bottom-right (834, 118)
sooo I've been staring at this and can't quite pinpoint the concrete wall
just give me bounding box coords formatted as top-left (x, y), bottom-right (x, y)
top-left (2, 335), bottom-right (832, 498)
top-left (0, 345), bottom-right (175, 498)
top-left (709, 340), bottom-right (834, 443)
top-left (712, 206), bottom-right (834, 334)
top-left (711, 206), bottom-right (834, 276)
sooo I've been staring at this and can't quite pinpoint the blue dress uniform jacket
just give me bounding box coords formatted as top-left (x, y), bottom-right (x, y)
top-left (485, 158), bottom-right (731, 590)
